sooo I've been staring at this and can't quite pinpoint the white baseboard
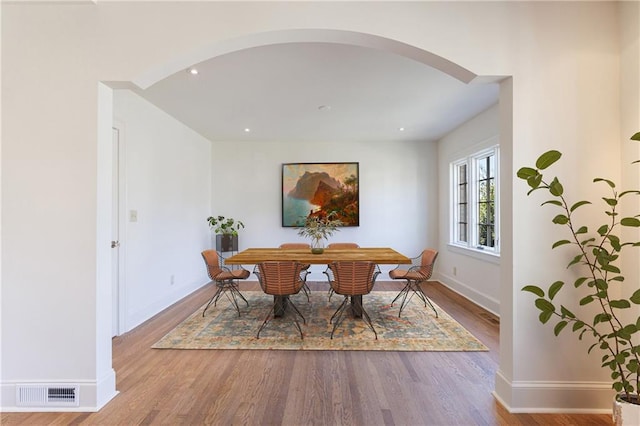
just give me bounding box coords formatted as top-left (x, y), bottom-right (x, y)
top-left (125, 279), bottom-right (208, 332)
top-left (435, 272), bottom-right (500, 317)
top-left (1, 370), bottom-right (118, 412)
top-left (494, 369), bottom-right (614, 413)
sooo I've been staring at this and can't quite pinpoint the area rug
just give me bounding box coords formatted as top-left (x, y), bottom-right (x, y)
top-left (152, 291), bottom-right (488, 351)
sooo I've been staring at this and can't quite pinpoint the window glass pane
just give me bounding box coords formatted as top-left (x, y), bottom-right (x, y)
top-left (478, 157), bottom-right (487, 179)
top-left (488, 155), bottom-right (495, 177)
top-left (478, 224), bottom-right (487, 246)
top-left (478, 224), bottom-right (496, 247)
top-left (455, 163), bottom-right (468, 243)
top-left (485, 202), bottom-right (494, 224)
top-left (459, 183), bottom-right (467, 202)
top-left (459, 203), bottom-right (467, 220)
top-left (478, 202), bottom-right (487, 224)
top-left (488, 179), bottom-right (495, 202)
top-left (478, 181), bottom-right (488, 201)
top-left (458, 223), bottom-right (467, 242)
top-left (459, 164), bottom-right (467, 183)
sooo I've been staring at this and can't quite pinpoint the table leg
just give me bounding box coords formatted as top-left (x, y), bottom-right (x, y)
top-left (274, 295), bottom-right (287, 317)
top-left (350, 295), bottom-right (363, 318)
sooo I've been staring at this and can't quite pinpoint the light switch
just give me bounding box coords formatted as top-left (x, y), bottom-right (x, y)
top-left (129, 210), bottom-right (138, 222)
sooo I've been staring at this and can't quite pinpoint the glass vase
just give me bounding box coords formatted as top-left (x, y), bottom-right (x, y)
top-left (311, 239), bottom-right (325, 254)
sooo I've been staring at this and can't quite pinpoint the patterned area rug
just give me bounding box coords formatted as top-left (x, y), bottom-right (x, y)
top-left (153, 291), bottom-right (488, 351)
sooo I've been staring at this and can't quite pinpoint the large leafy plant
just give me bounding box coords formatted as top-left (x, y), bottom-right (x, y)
top-left (206, 215), bottom-right (244, 236)
top-left (517, 132), bottom-right (640, 403)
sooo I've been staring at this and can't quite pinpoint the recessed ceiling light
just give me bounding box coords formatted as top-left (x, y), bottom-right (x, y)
top-left (187, 67), bottom-right (198, 75)
top-left (399, 127), bottom-right (405, 132)
top-left (244, 128), bottom-right (251, 133)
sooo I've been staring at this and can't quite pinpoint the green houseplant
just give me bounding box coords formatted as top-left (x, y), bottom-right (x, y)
top-left (206, 215), bottom-right (245, 235)
top-left (517, 132), bottom-right (640, 419)
top-left (296, 211), bottom-right (343, 254)
top-left (207, 215), bottom-right (244, 252)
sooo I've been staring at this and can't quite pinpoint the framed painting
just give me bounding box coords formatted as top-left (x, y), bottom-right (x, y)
top-left (282, 162), bottom-right (359, 227)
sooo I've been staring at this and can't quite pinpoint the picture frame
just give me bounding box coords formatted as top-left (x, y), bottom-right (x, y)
top-left (282, 162), bottom-right (359, 227)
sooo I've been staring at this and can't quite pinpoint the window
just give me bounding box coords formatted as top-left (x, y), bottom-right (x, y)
top-left (451, 146), bottom-right (499, 254)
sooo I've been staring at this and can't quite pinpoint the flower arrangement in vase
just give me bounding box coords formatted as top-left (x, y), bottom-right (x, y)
top-left (296, 211), bottom-right (343, 254)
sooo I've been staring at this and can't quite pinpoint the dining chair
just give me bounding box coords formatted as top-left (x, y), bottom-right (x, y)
top-left (325, 261), bottom-right (380, 339)
top-left (279, 243), bottom-right (312, 249)
top-left (326, 242), bottom-right (360, 249)
top-left (325, 243), bottom-right (369, 301)
top-left (388, 249), bottom-right (439, 318)
top-left (255, 261), bottom-right (307, 339)
top-left (278, 243), bottom-right (311, 301)
top-left (201, 249), bottom-right (251, 317)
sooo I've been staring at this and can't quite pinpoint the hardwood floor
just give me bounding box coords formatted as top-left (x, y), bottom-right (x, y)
top-left (1, 281), bottom-right (611, 425)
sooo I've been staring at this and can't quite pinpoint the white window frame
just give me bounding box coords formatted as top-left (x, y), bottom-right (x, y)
top-left (450, 145), bottom-right (500, 256)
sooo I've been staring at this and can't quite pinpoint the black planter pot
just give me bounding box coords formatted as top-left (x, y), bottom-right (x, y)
top-left (216, 234), bottom-right (238, 252)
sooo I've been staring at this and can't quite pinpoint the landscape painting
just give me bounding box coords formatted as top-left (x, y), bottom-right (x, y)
top-left (282, 162), bottom-right (359, 227)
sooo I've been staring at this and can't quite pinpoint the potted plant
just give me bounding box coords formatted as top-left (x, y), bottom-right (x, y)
top-left (296, 211), bottom-right (343, 254)
top-left (206, 215), bottom-right (244, 252)
top-left (517, 132), bottom-right (640, 424)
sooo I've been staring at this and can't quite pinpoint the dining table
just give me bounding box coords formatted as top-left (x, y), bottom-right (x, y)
top-left (225, 247), bottom-right (411, 317)
top-left (224, 247), bottom-right (411, 265)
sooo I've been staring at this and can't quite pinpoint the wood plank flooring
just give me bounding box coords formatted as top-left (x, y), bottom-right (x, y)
top-left (1, 281), bottom-right (611, 425)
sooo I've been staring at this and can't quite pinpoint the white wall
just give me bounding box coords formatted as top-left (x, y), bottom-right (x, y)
top-left (211, 139), bottom-right (437, 280)
top-left (0, 0), bottom-right (634, 413)
top-left (500, 2), bottom-right (622, 411)
top-left (113, 90), bottom-right (211, 332)
top-left (437, 105), bottom-right (500, 315)
top-left (620, 2), bottom-right (640, 330)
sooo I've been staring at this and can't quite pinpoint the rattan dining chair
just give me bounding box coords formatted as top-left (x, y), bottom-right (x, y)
top-left (201, 249), bottom-right (251, 317)
top-left (279, 243), bottom-right (312, 249)
top-left (325, 243), bottom-right (383, 302)
top-left (255, 261), bottom-right (307, 339)
top-left (388, 249), bottom-right (439, 318)
top-left (325, 261), bottom-right (380, 339)
top-left (279, 243), bottom-right (311, 301)
top-left (326, 242), bottom-right (360, 249)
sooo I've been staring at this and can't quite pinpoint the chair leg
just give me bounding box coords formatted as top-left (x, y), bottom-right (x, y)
top-left (358, 303), bottom-right (378, 340)
top-left (256, 305), bottom-right (276, 339)
top-left (330, 297), bottom-right (350, 339)
top-left (301, 270), bottom-right (311, 302)
top-left (330, 297), bottom-right (348, 323)
top-left (256, 297), bottom-right (306, 339)
top-left (202, 285), bottom-right (225, 317)
top-left (392, 279), bottom-right (438, 318)
top-left (391, 280), bottom-right (413, 318)
top-left (288, 301), bottom-right (305, 339)
top-left (228, 280), bottom-right (250, 306)
top-left (286, 298), bottom-right (306, 326)
top-left (330, 296), bottom-right (377, 340)
top-left (202, 280), bottom-right (250, 317)
top-left (221, 279), bottom-right (248, 317)
top-left (220, 285), bottom-right (242, 317)
top-left (301, 282), bottom-right (311, 302)
top-left (391, 281), bottom-right (411, 305)
top-left (412, 281), bottom-right (438, 318)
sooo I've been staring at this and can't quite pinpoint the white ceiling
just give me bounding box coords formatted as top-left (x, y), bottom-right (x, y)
top-left (136, 42), bottom-right (499, 144)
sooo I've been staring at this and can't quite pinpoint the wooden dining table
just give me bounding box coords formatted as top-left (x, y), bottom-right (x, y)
top-left (224, 247), bottom-right (411, 265)
top-left (225, 247), bottom-right (411, 317)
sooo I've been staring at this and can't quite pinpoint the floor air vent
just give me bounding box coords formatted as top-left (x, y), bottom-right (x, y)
top-left (17, 384), bottom-right (79, 407)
